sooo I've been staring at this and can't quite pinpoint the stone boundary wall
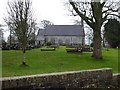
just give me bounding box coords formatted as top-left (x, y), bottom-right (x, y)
top-left (112, 73), bottom-right (120, 87)
top-left (1, 68), bottom-right (120, 89)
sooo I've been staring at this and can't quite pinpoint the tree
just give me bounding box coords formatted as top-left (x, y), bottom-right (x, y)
top-left (73, 18), bottom-right (93, 46)
top-left (6, 22), bottom-right (14, 49)
top-left (0, 24), bottom-right (4, 49)
top-left (28, 32), bottom-right (37, 46)
top-left (104, 19), bottom-right (120, 48)
top-left (5, 0), bottom-right (36, 65)
top-left (40, 20), bottom-right (54, 28)
top-left (7, 34), bottom-right (18, 44)
top-left (0, 24), bottom-right (6, 33)
top-left (0, 30), bottom-right (3, 49)
top-left (28, 20), bottom-right (37, 46)
top-left (69, 0), bottom-right (120, 59)
top-left (73, 18), bottom-right (84, 26)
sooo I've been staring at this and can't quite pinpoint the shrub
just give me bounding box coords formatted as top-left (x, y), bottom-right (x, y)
top-left (41, 48), bottom-right (56, 51)
top-left (66, 48), bottom-right (76, 50)
top-left (49, 45), bottom-right (59, 48)
top-left (46, 41), bottom-right (53, 46)
top-left (90, 43), bottom-right (94, 47)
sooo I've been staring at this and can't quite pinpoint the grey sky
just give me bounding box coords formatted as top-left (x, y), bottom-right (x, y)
top-left (0, 0), bottom-right (76, 25)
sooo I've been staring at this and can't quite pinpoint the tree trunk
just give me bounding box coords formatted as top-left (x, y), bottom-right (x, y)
top-left (92, 29), bottom-right (103, 59)
top-left (22, 49), bottom-right (26, 65)
top-left (9, 29), bottom-right (12, 50)
top-left (102, 35), bottom-right (105, 47)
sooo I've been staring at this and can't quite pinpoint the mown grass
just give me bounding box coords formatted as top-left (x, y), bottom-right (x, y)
top-left (2, 46), bottom-right (119, 77)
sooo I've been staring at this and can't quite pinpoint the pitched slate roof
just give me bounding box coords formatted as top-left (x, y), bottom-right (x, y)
top-left (37, 29), bottom-right (45, 40)
top-left (45, 25), bottom-right (85, 36)
top-left (37, 25), bottom-right (85, 40)
top-left (37, 29), bottom-right (45, 36)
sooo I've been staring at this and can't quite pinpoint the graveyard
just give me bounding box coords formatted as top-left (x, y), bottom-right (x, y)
top-left (2, 46), bottom-right (119, 77)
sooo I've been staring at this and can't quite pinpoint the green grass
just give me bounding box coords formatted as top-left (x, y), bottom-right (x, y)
top-left (41, 47), bottom-right (55, 49)
top-left (2, 46), bottom-right (119, 77)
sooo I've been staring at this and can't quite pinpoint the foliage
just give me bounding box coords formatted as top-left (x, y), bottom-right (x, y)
top-left (2, 46), bottom-right (119, 77)
top-left (104, 19), bottom-right (120, 48)
top-left (46, 41), bottom-right (53, 46)
top-left (2, 40), bottom-right (9, 50)
top-left (66, 45), bottom-right (85, 49)
top-left (49, 45), bottom-right (59, 48)
top-left (66, 48), bottom-right (76, 50)
top-left (41, 48), bottom-right (55, 51)
top-left (7, 34), bottom-right (18, 44)
top-left (41, 47), bottom-right (55, 50)
top-left (28, 33), bottom-right (36, 46)
top-left (90, 43), bottom-right (94, 47)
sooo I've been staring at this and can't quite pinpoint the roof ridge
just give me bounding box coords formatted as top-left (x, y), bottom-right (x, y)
top-left (48, 25), bottom-right (82, 26)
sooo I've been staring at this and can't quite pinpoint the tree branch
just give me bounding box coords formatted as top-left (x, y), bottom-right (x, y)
top-left (69, 1), bottom-right (94, 29)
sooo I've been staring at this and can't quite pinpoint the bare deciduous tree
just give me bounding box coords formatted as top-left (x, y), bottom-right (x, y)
top-left (40, 20), bottom-right (54, 29)
top-left (5, 0), bottom-right (36, 65)
top-left (0, 27), bottom-right (3, 49)
top-left (73, 19), bottom-right (84, 26)
top-left (69, 0), bottom-right (120, 59)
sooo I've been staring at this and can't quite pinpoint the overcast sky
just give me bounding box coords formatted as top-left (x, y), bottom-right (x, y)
top-left (0, 0), bottom-right (77, 25)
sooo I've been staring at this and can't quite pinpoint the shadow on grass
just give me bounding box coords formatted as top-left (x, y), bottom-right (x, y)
top-left (20, 63), bottom-right (29, 67)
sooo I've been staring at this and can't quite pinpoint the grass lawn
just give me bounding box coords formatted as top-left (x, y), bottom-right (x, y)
top-left (2, 46), bottom-right (119, 77)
